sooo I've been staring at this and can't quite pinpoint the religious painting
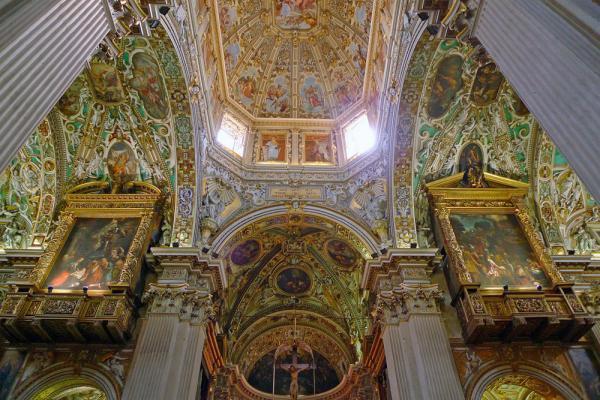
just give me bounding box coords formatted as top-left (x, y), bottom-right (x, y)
top-left (43, 217), bottom-right (141, 290)
top-left (458, 143), bottom-right (487, 188)
top-left (259, 134), bottom-right (286, 162)
top-left (332, 67), bottom-right (358, 109)
top-left (470, 62), bottom-right (504, 106)
top-left (449, 214), bottom-right (549, 287)
top-left (224, 42), bottom-right (241, 72)
top-left (237, 67), bottom-right (259, 108)
top-left (276, 268), bottom-right (311, 295)
top-left (129, 52), bottom-right (169, 120)
top-left (569, 348), bottom-right (600, 400)
top-left (326, 239), bottom-right (358, 268)
top-left (347, 42), bottom-right (367, 76)
top-left (230, 239), bottom-right (261, 266)
top-left (88, 62), bottom-right (126, 104)
top-left (274, 0), bottom-right (317, 30)
top-left (304, 134), bottom-right (332, 163)
top-left (264, 75), bottom-right (290, 114)
top-left (219, 4), bottom-right (238, 32)
top-left (0, 350), bottom-right (25, 400)
top-left (57, 76), bottom-right (85, 116)
top-left (427, 55), bottom-right (463, 118)
top-left (247, 350), bottom-right (339, 395)
top-left (107, 141), bottom-right (138, 190)
top-left (300, 77), bottom-right (325, 114)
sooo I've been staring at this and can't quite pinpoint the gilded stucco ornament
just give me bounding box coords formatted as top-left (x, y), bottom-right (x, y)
top-left (374, 283), bottom-right (444, 325)
top-left (142, 283), bottom-right (214, 324)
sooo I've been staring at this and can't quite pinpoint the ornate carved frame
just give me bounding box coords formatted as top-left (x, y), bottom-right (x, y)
top-left (30, 184), bottom-right (162, 294)
top-left (427, 173), bottom-right (565, 296)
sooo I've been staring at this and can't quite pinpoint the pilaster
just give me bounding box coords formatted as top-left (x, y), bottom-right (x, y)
top-left (363, 249), bottom-right (464, 400)
top-left (122, 248), bottom-right (223, 400)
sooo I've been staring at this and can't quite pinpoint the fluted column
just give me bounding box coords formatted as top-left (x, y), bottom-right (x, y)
top-left (0, 0), bottom-right (111, 172)
top-left (122, 284), bottom-right (213, 400)
top-left (472, 0), bottom-right (600, 201)
top-left (375, 284), bottom-right (464, 400)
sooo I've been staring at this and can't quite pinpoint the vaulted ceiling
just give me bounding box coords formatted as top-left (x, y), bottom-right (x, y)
top-left (214, 0), bottom-right (375, 122)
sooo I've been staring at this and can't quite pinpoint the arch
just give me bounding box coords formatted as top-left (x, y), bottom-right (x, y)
top-left (467, 364), bottom-right (583, 400)
top-left (211, 204), bottom-right (380, 256)
top-left (14, 365), bottom-right (120, 400)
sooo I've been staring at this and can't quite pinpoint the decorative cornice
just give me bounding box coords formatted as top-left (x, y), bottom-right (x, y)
top-left (361, 248), bottom-right (438, 290)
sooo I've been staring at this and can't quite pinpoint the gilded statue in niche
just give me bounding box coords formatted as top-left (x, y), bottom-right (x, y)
top-left (44, 218), bottom-right (140, 290)
top-left (471, 62), bottom-right (504, 106)
top-left (459, 143), bottom-right (488, 188)
top-left (107, 141), bottom-right (139, 193)
top-left (427, 55), bottom-right (463, 118)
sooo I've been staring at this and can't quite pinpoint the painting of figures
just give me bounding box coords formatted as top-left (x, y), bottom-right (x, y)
top-left (304, 134), bottom-right (332, 163)
top-left (88, 63), bottom-right (126, 104)
top-left (44, 218), bottom-right (140, 290)
top-left (274, 0), bottom-right (317, 30)
top-left (277, 268), bottom-right (311, 295)
top-left (449, 214), bottom-right (549, 287)
top-left (470, 62), bottom-right (504, 106)
top-left (300, 77), bottom-right (325, 114)
top-left (264, 76), bottom-right (290, 114)
top-left (427, 55), bottom-right (463, 118)
top-left (129, 52), bottom-right (169, 120)
top-left (237, 67), bottom-right (259, 108)
top-left (260, 134), bottom-right (286, 162)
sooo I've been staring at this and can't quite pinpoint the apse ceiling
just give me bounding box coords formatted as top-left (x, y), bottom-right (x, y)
top-left (215, 0), bottom-right (374, 121)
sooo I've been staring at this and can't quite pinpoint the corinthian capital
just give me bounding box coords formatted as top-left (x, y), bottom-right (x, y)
top-left (143, 283), bottom-right (214, 325)
top-left (373, 283), bottom-right (443, 325)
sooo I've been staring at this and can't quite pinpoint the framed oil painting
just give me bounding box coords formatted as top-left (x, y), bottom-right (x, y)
top-left (43, 217), bottom-right (141, 291)
top-left (31, 183), bottom-right (161, 293)
top-left (276, 267), bottom-right (311, 295)
top-left (449, 214), bottom-right (549, 288)
top-left (303, 134), bottom-right (333, 164)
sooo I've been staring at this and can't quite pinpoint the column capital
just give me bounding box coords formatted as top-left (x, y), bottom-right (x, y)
top-left (373, 283), bottom-right (444, 325)
top-left (142, 283), bottom-right (214, 325)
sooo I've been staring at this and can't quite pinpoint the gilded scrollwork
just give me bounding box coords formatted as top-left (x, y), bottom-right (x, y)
top-left (374, 283), bottom-right (444, 325)
top-left (435, 206), bottom-right (472, 283)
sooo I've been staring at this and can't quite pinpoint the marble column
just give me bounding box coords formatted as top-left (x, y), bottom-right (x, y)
top-left (122, 284), bottom-right (213, 400)
top-left (0, 0), bottom-right (111, 172)
top-left (471, 0), bottom-right (600, 201)
top-left (375, 284), bottom-right (464, 400)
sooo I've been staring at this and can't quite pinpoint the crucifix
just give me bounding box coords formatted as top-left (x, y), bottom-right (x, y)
top-left (279, 341), bottom-right (313, 400)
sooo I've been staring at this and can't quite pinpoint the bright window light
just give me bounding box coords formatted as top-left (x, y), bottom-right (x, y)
top-left (217, 114), bottom-right (246, 157)
top-left (344, 114), bottom-right (376, 160)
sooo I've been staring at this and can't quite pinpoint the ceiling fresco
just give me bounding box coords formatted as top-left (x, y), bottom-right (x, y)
top-left (213, 0), bottom-right (375, 120)
top-left (0, 27), bottom-right (198, 249)
top-left (216, 213), bottom-right (369, 391)
top-left (397, 38), bottom-right (599, 255)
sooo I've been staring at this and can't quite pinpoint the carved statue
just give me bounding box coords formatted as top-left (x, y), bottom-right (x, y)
top-left (574, 226), bottom-right (597, 254)
top-left (201, 177), bottom-right (237, 222)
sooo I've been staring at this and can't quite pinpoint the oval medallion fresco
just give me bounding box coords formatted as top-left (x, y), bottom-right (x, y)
top-left (470, 62), bottom-right (504, 106)
top-left (276, 268), bottom-right (311, 295)
top-left (230, 239), bottom-right (261, 266)
top-left (130, 52), bottom-right (169, 120)
top-left (88, 63), bottom-right (126, 104)
top-left (427, 55), bottom-right (463, 118)
top-left (326, 239), bottom-right (358, 268)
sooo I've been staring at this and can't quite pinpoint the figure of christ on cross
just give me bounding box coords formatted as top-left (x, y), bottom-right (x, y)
top-left (279, 343), bottom-right (314, 400)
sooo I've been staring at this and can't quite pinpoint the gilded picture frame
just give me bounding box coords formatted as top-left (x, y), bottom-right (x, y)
top-left (29, 183), bottom-right (161, 294)
top-left (427, 173), bottom-right (565, 296)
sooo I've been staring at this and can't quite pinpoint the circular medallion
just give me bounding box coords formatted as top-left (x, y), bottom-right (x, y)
top-left (276, 268), bottom-right (311, 295)
top-left (230, 239), bottom-right (261, 266)
top-left (326, 239), bottom-right (358, 267)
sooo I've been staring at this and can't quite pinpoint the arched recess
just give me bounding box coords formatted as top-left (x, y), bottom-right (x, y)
top-left (212, 205), bottom-right (376, 396)
top-left (211, 204), bottom-right (380, 256)
top-left (467, 364), bottom-right (583, 400)
top-left (14, 366), bottom-right (120, 400)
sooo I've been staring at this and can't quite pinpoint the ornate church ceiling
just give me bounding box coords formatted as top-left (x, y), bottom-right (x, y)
top-left (213, 0), bottom-right (375, 122)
